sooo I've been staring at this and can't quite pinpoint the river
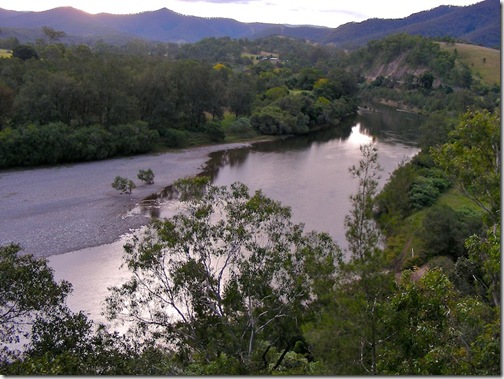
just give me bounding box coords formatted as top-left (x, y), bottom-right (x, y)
top-left (44, 105), bottom-right (421, 325)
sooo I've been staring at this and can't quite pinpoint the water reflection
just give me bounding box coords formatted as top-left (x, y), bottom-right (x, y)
top-left (347, 123), bottom-right (373, 146)
top-left (134, 116), bottom-right (420, 248)
top-left (50, 105), bottom-right (422, 326)
top-left (134, 108), bottom-right (421, 233)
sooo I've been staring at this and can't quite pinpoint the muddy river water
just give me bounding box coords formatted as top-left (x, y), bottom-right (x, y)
top-left (1, 105), bottom-right (422, 326)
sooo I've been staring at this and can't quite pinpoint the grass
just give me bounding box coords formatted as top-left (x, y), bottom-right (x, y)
top-left (436, 187), bottom-right (483, 213)
top-left (241, 51), bottom-right (280, 65)
top-left (438, 42), bottom-right (500, 86)
top-left (0, 49), bottom-right (12, 58)
top-left (382, 186), bottom-right (484, 270)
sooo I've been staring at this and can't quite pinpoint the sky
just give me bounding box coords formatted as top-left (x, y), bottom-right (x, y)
top-left (0, 0), bottom-right (481, 28)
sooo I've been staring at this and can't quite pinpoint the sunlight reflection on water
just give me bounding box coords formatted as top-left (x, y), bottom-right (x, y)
top-left (48, 110), bottom-right (421, 327)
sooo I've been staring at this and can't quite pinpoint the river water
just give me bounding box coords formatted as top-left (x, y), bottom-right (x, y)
top-left (47, 105), bottom-right (422, 326)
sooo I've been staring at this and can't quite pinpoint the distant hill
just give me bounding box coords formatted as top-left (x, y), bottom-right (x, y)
top-left (439, 42), bottom-right (501, 85)
top-left (0, 0), bottom-right (499, 48)
top-left (320, 0), bottom-right (501, 49)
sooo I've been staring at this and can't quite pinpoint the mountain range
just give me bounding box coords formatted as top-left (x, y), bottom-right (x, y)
top-left (0, 0), bottom-right (500, 49)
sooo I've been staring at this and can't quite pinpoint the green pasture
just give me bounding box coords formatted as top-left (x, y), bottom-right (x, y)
top-left (0, 49), bottom-right (12, 58)
top-left (439, 42), bottom-right (500, 85)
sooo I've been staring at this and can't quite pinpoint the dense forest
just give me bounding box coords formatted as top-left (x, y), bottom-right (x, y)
top-left (0, 32), bottom-right (500, 374)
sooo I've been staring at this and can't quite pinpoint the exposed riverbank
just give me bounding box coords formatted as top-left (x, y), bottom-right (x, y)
top-left (0, 142), bottom-right (251, 258)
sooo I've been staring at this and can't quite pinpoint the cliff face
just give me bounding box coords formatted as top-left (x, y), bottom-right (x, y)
top-left (364, 53), bottom-right (429, 82)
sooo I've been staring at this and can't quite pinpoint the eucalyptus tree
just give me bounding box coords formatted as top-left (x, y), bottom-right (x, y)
top-left (0, 244), bottom-right (71, 363)
top-left (303, 143), bottom-right (394, 375)
top-left (433, 109), bottom-right (500, 226)
top-left (105, 177), bottom-right (341, 373)
top-left (433, 109), bottom-right (500, 308)
top-left (378, 268), bottom-right (499, 375)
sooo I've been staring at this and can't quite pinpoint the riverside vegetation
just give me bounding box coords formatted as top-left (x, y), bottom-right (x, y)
top-left (0, 32), bottom-right (500, 374)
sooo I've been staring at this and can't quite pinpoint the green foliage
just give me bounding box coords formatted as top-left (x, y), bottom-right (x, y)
top-left (137, 169), bottom-right (155, 185)
top-left (375, 159), bottom-right (417, 231)
top-left (418, 110), bottom-right (457, 149)
top-left (0, 244), bottom-right (71, 362)
top-left (201, 121), bottom-right (225, 142)
top-left (407, 167), bottom-right (452, 210)
top-left (250, 105), bottom-right (297, 135)
top-left (12, 45), bottom-right (39, 61)
top-left (357, 34), bottom-right (499, 114)
top-left (105, 179), bottom-right (341, 371)
top-left (345, 143), bottom-right (383, 263)
top-left (227, 117), bottom-right (256, 138)
top-left (378, 268), bottom-right (498, 375)
top-left (433, 109), bottom-right (500, 225)
top-left (0, 122), bottom-right (160, 169)
top-left (419, 205), bottom-right (483, 260)
top-left (465, 225), bottom-right (501, 307)
top-left (408, 176), bottom-right (441, 209)
top-left (160, 128), bottom-right (188, 148)
top-left (304, 143), bottom-right (395, 375)
top-left (111, 176), bottom-right (136, 194)
top-left (108, 122), bottom-right (160, 156)
top-left (264, 85), bottom-right (289, 100)
top-left (0, 37), bottom-right (363, 168)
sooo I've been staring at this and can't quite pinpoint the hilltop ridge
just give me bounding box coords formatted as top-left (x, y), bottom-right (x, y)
top-left (0, 0), bottom-right (500, 48)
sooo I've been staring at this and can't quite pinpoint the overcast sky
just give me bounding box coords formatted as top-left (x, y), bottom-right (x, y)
top-left (0, 0), bottom-right (481, 28)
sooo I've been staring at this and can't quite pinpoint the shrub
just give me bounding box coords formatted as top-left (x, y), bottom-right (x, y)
top-left (112, 176), bottom-right (136, 194)
top-left (228, 117), bottom-right (256, 138)
top-left (137, 169), bottom-right (155, 185)
top-left (408, 177), bottom-right (440, 210)
top-left (161, 128), bottom-right (188, 148)
top-left (202, 122), bottom-right (225, 142)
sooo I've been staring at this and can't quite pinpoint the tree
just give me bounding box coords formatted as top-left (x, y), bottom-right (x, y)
top-left (12, 45), bottom-right (39, 61)
top-left (105, 178), bottom-right (341, 373)
top-left (465, 225), bottom-right (501, 307)
top-left (227, 74), bottom-right (255, 117)
top-left (433, 109), bottom-right (500, 226)
top-left (111, 176), bottom-right (135, 194)
top-left (344, 143), bottom-right (384, 273)
top-left (419, 205), bottom-right (483, 260)
top-left (304, 143), bottom-right (394, 375)
top-left (41, 26), bottom-right (66, 41)
top-left (378, 268), bottom-right (499, 375)
top-left (0, 244), bottom-right (71, 363)
top-left (342, 143), bottom-right (392, 374)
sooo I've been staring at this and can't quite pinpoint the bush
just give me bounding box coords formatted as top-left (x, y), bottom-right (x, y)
top-left (112, 176), bottom-right (136, 194)
top-left (137, 169), bottom-right (155, 185)
top-left (408, 177), bottom-right (440, 210)
top-left (427, 256), bottom-right (455, 276)
top-left (250, 106), bottom-right (296, 135)
top-left (228, 117), bottom-right (256, 138)
top-left (161, 128), bottom-right (188, 148)
top-left (419, 205), bottom-right (483, 260)
top-left (202, 122), bottom-right (225, 142)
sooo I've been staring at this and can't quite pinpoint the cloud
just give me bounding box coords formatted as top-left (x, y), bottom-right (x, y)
top-left (284, 4), bottom-right (366, 21)
top-left (325, 8), bottom-right (367, 19)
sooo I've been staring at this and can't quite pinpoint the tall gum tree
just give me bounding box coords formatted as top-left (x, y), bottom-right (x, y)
top-left (105, 177), bottom-right (341, 373)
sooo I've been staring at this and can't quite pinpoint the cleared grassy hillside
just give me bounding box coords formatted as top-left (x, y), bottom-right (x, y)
top-left (439, 42), bottom-right (500, 86)
top-left (0, 49), bottom-right (12, 58)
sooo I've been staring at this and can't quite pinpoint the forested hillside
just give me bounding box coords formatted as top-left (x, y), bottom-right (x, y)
top-left (0, 33), bottom-right (500, 375)
top-left (0, 0), bottom-right (500, 48)
top-left (0, 36), bottom-right (359, 169)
